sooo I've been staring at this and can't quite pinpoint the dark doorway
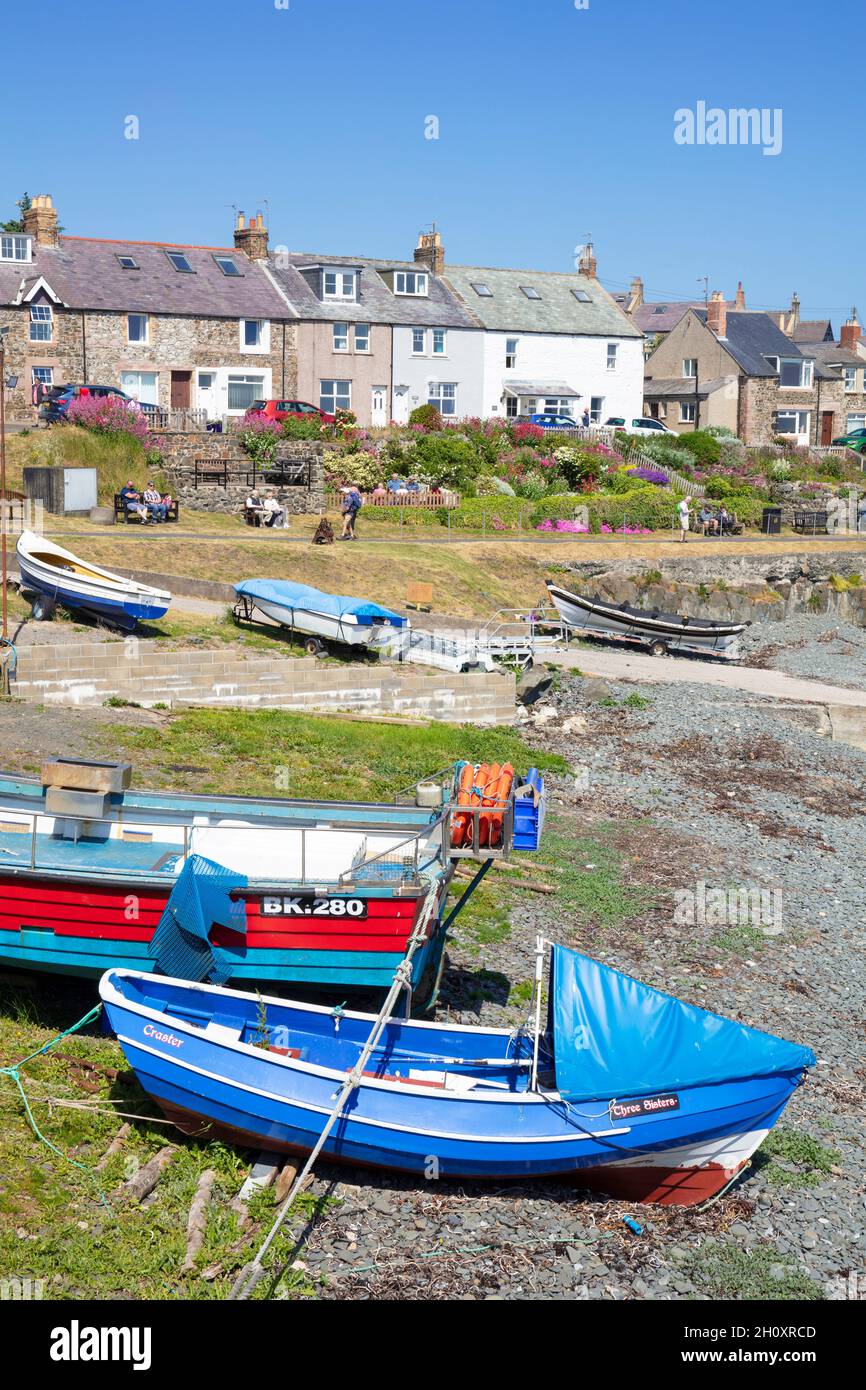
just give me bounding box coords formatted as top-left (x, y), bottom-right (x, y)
top-left (820, 411), bottom-right (834, 446)
top-left (170, 370), bottom-right (192, 410)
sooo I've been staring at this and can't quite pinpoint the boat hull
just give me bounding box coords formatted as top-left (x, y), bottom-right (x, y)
top-left (249, 598), bottom-right (378, 647)
top-left (100, 971), bottom-right (807, 1200)
top-left (547, 582), bottom-right (745, 656)
top-left (17, 554), bottom-right (169, 628)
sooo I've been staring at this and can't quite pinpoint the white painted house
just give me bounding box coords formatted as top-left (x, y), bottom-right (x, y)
top-left (440, 254), bottom-right (645, 424)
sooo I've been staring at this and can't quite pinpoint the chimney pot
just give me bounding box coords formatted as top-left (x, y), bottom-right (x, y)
top-left (414, 228), bottom-right (445, 276)
top-left (578, 242), bottom-right (598, 278)
top-left (735, 280), bottom-right (746, 311)
top-left (22, 192), bottom-right (60, 248)
top-left (840, 310), bottom-right (862, 350)
top-left (233, 207), bottom-right (268, 260)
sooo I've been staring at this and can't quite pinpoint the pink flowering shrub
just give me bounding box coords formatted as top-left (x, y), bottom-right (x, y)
top-left (66, 393), bottom-right (164, 464)
top-left (536, 519), bottom-right (589, 533)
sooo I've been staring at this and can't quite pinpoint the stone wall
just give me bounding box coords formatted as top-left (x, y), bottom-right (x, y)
top-left (157, 433), bottom-right (326, 514)
top-left (10, 642), bottom-right (516, 723)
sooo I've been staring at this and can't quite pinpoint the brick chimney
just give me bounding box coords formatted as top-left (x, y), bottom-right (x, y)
top-left (414, 228), bottom-right (445, 276)
top-left (578, 241), bottom-right (597, 278)
top-left (706, 290), bottom-right (727, 338)
top-left (627, 276), bottom-right (644, 312)
top-left (23, 193), bottom-right (60, 248)
top-left (233, 210), bottom-right (269, 261)
top-left (841, 309), bottom-right (862, 351)
top-left (735, 280), bottom-right (746, 311)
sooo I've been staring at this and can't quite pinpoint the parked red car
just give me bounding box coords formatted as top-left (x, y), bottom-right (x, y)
top-left (246, 399), bottom-right (335, 425)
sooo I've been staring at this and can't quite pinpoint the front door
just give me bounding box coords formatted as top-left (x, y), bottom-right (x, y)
top-left (170, 370), bottom-right (192, 411)
top-left (392, 385), bottom-right (409, 425)
top-left (821, 411), bottom-right (834, 446)
top-left (371, 385), bottom-right (388, 427)
top-left (197, 371), bottom-right (218, 420)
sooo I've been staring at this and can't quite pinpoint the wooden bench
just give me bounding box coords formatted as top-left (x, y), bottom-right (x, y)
top-left (114, 494), bottom-right (179, 524)
top-left (792, 510), bottom-right (828, 534)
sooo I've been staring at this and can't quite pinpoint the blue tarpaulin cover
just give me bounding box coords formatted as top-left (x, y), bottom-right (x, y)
top-left (549, 945), bottom-right (815, 1101)
top-left (149, 854), bottom-right (248, 985)
top-left (235, 579), bottom-right (408, 627)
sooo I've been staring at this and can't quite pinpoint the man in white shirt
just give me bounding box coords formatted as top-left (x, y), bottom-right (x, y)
top-left (677, 495), bottom-right (692, 543)
top-left (263, 492), bottom-right (286, 529)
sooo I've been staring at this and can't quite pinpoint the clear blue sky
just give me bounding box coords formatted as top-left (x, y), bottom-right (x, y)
top-left (3, 0), bottom-right (858, 323)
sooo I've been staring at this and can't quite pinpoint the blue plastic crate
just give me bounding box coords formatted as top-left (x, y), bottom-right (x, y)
top-left (512, 768), bottom-right (545, 852)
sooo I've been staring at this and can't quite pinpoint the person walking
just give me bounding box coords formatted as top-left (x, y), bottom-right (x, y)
top-left (677, 495), bottom-right (692, 542)
top-left (339, 484), bottom-right (362, 540)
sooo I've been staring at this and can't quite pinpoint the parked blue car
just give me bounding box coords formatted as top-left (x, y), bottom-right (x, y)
top-left (529, 412), bottom-right (580, 430)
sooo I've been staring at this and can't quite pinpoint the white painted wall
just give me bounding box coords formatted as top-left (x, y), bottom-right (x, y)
top-left (392, 325), bottom-right (483, 420)
top-left (482, 332), bottom-right (644, 422)
top-left (391, 326), bottom-right (643, 422)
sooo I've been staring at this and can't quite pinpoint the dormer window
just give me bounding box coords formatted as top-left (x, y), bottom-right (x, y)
top-left (30, 304), bottom-right (53, 341)
top-left (166, 251), bottom-right (194, 272)
top-left (0, 234), bottom-right (31, 263)
top-left (323, 270), bottom-right (357, 300)
top-left (394, 270), bottom-right (428, 297)
top-left (779, 358), bottom-right (813, 388)
top-left (520, 285), bottom-right (542, 300)
top-left (116, 254), bottom-right (139, 270)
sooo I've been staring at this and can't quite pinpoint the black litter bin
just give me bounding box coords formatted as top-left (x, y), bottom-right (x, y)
top-left (761, 506), bottom-right (782, 535)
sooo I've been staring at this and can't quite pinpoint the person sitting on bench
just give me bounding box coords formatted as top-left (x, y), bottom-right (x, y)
top-left (262, 492), bottom-right (286, 528)
top-left (120, 480), bottom-right (150, 522)
top-left (245, 489), bottom-right (266, 525)
top-left (698, 504), bottom-right (718, 536)
top-left (143, 482), bottom-right (167, 522)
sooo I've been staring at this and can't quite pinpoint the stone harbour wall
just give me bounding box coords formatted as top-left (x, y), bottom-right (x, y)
top-left (157, 433), bottom-right (326, 514)
top-left (11, 642), bottom-right (516, 724)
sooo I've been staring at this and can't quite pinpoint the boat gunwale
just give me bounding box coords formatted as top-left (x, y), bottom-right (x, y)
top-left (547, 583), bottom-right (748, 639)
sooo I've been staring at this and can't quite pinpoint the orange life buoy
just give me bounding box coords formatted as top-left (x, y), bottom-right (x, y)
top-left (488, 762), bottom-right (514, 846)
top-left (464, 763), bottom-right (489, 847)
top-left (450, 762), bottom-right (475, 848)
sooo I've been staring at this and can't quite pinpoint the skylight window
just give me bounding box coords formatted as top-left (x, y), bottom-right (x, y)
top-left (572, 289), bottom-right (591, 303)
top-left (214, 255), bottom-right (242, 277)
top-left (116, 254), bottom-right (139, 270)
top-left (520, 286), bottom-right (541, 299)
top-left (470, 282), bottom-right (493, 297)
top-left (166, 251), bottom-right (194, 273)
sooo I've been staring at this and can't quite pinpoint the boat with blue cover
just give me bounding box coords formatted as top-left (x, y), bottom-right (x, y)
top-left (0, 758), bottom-right (545, 1006)
top-left (233, 578), bottom-right (408, 655)
top-left (99, 941), bottom-right (814, 1205)
top-left (16, 530), bottom-right (171, 631)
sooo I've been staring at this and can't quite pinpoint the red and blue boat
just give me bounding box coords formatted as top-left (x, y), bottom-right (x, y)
top-left (99, 942), bottom-right (814, 1205)
top-left (0, 758), bottom-right (545, 1007)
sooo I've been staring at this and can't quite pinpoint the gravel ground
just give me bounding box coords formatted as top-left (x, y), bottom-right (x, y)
top-left (742, 611), bottom-right (866, 691)
top-left (282, 646), bottom-right (865, 1302)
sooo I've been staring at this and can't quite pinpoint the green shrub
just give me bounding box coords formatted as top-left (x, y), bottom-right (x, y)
top-left (673, 429), bottom-right (722, 465)
top-left (408, 404), bottom-right (443, 430)
top-left (280, 415), bottom-right (323, 441)
top-left (406, 433), bottom-right (480, 492)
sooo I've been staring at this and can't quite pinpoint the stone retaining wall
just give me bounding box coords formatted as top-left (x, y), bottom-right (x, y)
top-left (158, 434), bottom-right (326, 514)
top-left (10, 642), bottom-right (515, 724)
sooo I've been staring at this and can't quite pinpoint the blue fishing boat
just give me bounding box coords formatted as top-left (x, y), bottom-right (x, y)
top-left (233, 579), bottom-right (408, 656)
top-left (99, 942), bottom-right (814, 1205)
top-left (16, 531), bottom-right (170, 631)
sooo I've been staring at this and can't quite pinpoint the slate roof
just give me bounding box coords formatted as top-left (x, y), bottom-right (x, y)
top-left (0, 236), bottom-right (287, 318)
top-left (694, 308), bottom-right (809, 377)
top-left (792, 319), bottom-right (834, 343)
top-left (501, 379), bottom-right (580, 396)
top-left (642, 376), bottom-right (729, 397)
top-left (625, 299), bottom-right (735, 336)
top-left (442, 265), bottom-right (641, 337)
top-left (267, 252), bottom-right (478, 328)
top-left (803, 342), bottom-right (863, 380)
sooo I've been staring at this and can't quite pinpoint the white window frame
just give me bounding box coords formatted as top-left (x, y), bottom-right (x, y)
top-left (846, 412), bottom-right (866, 432)
top-left (395, 270), bottom-right (428, 297)
top-left (227, 373), bottom-right (266, 413)
top-left (606, 342), bottom-right (618, 371)
top-left (411, 328), bottom-right (426, 355)
top-left (127, 313), bottom-right (149, 345)
top-left (323, 270), bottom-right (356, 300)
top-left (0, 234), bottom-right (31, 263)
top-left (320, 379), bottom-right (351, 415)
top-left (240, 318), bottom-right (269, 353)
top-left (31, 366), bottom-right (53, 387)
top-left (332, 322), bottom-right (349, 353)
top-left (119, 370), bottom-right (159, 406)
top-left (682, 358), bottom-right (697, 378)
top-left (505, 395), bottom-right (518, 418)
top-left (775, 409), bottom-right (810, 436)
top-left (354, 323), bottom-right (370, 353)
top-left (590, 396), bottom-right (604, 424)
top-left (432, 329), bottom-right (446, 355)
top-left (505, 338), bottom-right (518, 369)
top-left (779, 358), bottom-right (811, 388)
top-left (29, 304), bottom-right (53, 341)
top-left (428, 382), bottom-right (457, 416)
top-left (844, 367), bottom-right (857, 393)
top-left (679, 401), bottom-right (696, 423)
